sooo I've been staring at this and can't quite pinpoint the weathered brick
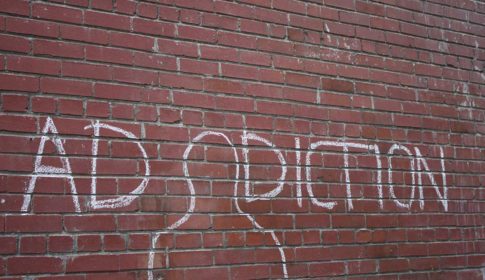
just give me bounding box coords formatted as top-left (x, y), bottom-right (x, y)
top-left (0, 1), bottom-right (483, 278)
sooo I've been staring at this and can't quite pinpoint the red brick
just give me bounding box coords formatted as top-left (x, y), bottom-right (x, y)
top-left (58, 98), bottom-right (84, 116)
top-left (181, 9), bottom-right (201, 24)
top-left (0, 236), bottom-right (17, 254)
top-left (132, 18), bottom-right (176, 37)
top-left (332, 214), bottom-right (366, 228)
top-left (156, 38), bottom-right (198, 57)
top-left (309, 261), bottom-right (346, 277)
top-left (6, 215), bottom-right (62, 233)
top-left (170, 251), bottom-right (212, 267)
top-left (257, 38), bottom-right (293, 54)
top-left (0, 0), bottom-right (30, 16)
top-left (8, 257), bottom-right (63, 275)
top-left (181, 58), bottom-right (219, 75)
top-left (214, 249), bottom-right (255, 265)
top-left (325, 21), bottom-right (355, 36)
top-left (110, 103), bottom-right (132, 119)
top-left (133, 51), bottom-right (177, 71)
top-left (60, 24), bottom-right (110, 44)
top-left (159, 108), bottom-right (181, 123)
top-left (286, 72), bottom-right (320, 88)
top-left (186, 267), bottom-right (229, 280)
top-left (112, 66), bottom-right (158, 85)
top-left (205, 78), bottom-right (244, 94)
top-left (118, 215), bottom-right (164, 231)
top-left (0, 34), bottom-right (31, 53)
top-left (20, 236), bottom-right (46, 254)
top-left (104, 234), bottom-right (126, 251)
top-left (67, 254), bottom-right (120, 272)
top-left (137, 2), bottom-right (158, 18)
top-left (116, 0), bottom-right (136, 14)
top-left (110, 32), bottom-right (155, 51)
top-left (32, 3), bottom-right (83, 24)
top-left (90, 0), bottom-right (112, 10)
top-left (84, 10), bottom-right (130, 30)
top-left (240, 50), bottom-right (272, 66)
top-left (127, 233), bottom-right (150, 250)
top-left (213, 0), bottom-right (253, 17)
top-left (200, 45), bottom-right (238, 62)
top-left (159, 72), bottom-right (203, 90)
top-left (48, 235), bottom-right (74, 253)
top-left (41, 77), bottom-right (92, 96)
top-left (6, 17), bottom-right (59, 38)
top-left (0, 73), bottom-right (39, 92)
top-left (1, 94), bottom-right (29, 112)
top-left (63, 61), bottom-right (111, 80)
top-left (64, 215), bottom-right (116, 232)
top-left (7, 55), bottom-right (61, 75)
top-left (295, 214), bottom-right (331, 228)
top-left (32, 96), bottom-right (56, 113)
top-left (214, 96), bottom-right (254, 112)
top-left (257, 100), bottom-right (293, 116)
top-left (380, 258), bottom-right (409, 273)
top-left (0, 114), bottom-right (36, 133)
top-left (86, 45), bottom-right (132, 65)
top-left (322, 78), bottom-right (354, 93)
top-left (175, 233), bottom-right (201, 249)
top-left (218, 31), bottom-right (257, 49)
top-left (145, 125), bottom-right (189, 142)
top-left (94, 83), bottom-right (142, 101)
top-left (0, 2), bottom-right (482, 279)
top-left (176, 0), bottom-right (214, 12)
top-left (77, 235), bottom-right (102, 252)
top-left (178, 25), bottom-right (217, 43)
top-left (33, 39), bottom-right (84, 59)
top-left (290, 14), bottom-right (323, 31)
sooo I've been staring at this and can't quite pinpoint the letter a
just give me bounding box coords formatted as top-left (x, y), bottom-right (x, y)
top-left (21, 117), bottom-right (81, 213)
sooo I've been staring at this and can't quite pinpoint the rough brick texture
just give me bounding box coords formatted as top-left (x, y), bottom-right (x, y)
top-left (0, 0), bottom-right (484, 279)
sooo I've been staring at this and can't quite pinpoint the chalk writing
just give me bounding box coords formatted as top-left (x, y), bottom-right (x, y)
top-left (85, 121), bottom-right (151, 209)
top-left (21, 117), bottom-right (81, 212)
top-left (21, 118), bottom-right (449, 279)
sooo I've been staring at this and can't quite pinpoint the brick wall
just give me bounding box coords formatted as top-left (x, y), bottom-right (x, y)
top-left (0, 0), bottom-right (484, 279)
